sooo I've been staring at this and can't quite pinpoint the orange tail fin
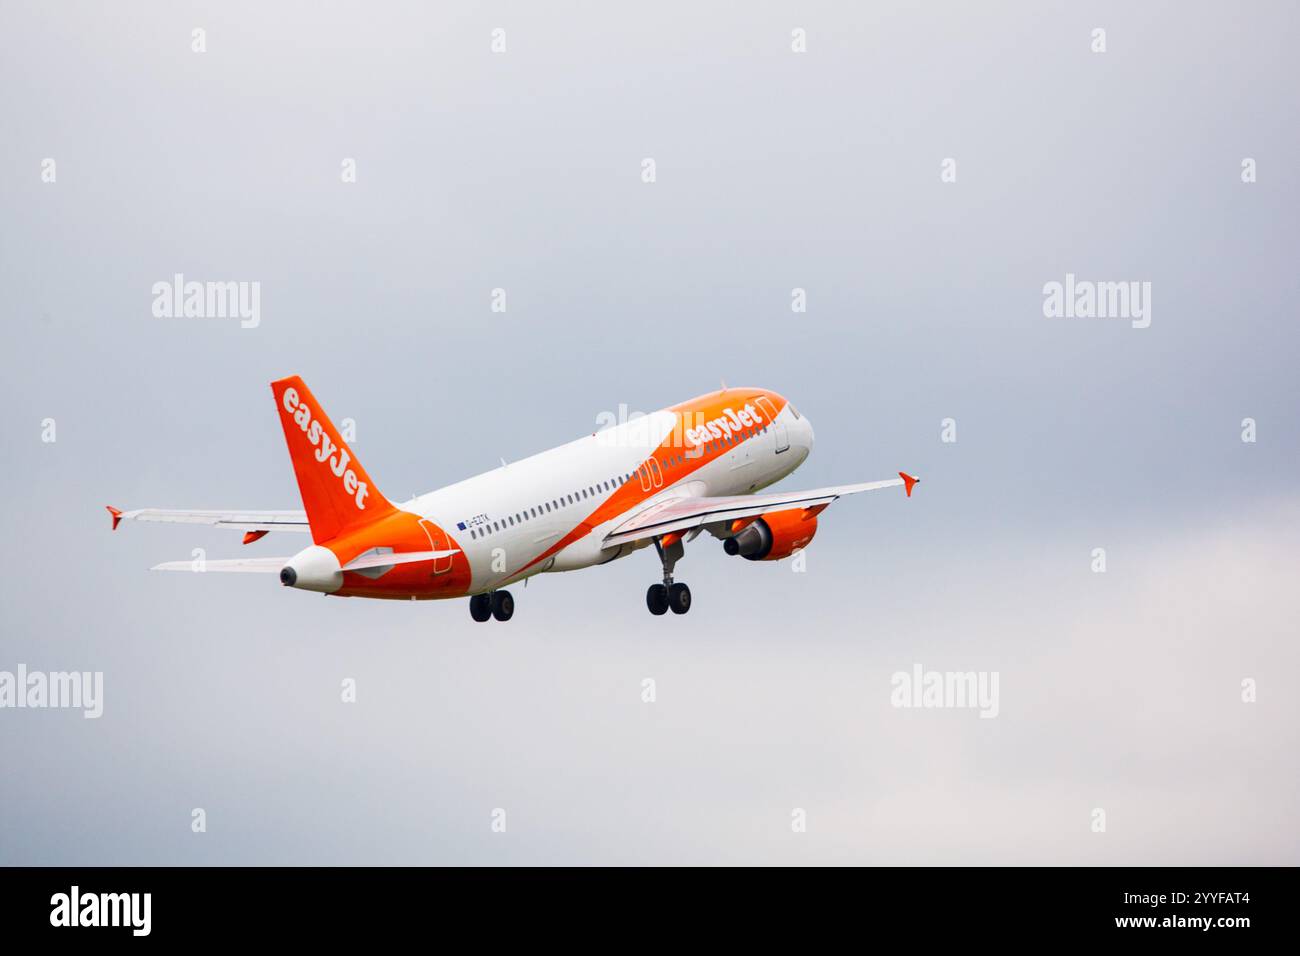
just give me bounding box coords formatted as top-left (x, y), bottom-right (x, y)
top-left (270, 376), bottom-right (394, 543)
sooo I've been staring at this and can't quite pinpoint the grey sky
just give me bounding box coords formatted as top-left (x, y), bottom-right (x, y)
top-left (1, 0), bottom-right (1296, 864)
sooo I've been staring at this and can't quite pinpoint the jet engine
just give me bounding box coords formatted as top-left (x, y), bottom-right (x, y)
top-left (722, 509), bottom-right (818, 561)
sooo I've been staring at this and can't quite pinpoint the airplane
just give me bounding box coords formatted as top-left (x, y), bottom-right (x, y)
top-left (107, 376), bottom-right (919, 619)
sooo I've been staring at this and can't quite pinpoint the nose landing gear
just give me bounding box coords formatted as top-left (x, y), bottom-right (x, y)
top-left (646, 535), bottom-right (691, 616)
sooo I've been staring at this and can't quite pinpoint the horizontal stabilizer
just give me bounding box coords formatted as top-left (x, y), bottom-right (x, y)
top-left (108, 507), bottom-right (310, 534)
top-left (151, 557), bottom-right (290, 573)
top-left (148, 548), bottom-right (459, 576)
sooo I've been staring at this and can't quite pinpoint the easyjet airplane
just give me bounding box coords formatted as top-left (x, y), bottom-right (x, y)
top-left (108, 376), bottom-right (919, 619)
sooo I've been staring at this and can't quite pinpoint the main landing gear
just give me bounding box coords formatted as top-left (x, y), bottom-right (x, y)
top-left (647, 582), bottom-right (691, 615)
top-left (469, 590), bottom-right (514, 622)
top-left (647, 535), bottom-right (691, 616)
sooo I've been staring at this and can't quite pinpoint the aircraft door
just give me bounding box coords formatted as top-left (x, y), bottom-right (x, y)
top-left (419, 519), bottom-right (454, 574)
top-left (756, 397), bottom-right (790, 453)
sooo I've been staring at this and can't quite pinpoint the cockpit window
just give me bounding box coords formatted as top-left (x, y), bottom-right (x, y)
top-left (789, 404), bottom-right (800, 420)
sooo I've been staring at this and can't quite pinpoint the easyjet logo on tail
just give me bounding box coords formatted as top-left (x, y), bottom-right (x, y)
top-left (684, 403), bottom-right (764, 448)
top-left (281, 386), bottom-right (370, 510)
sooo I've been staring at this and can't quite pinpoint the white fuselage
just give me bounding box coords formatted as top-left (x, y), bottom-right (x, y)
top-left (406, 404), bottom-right (813, 593)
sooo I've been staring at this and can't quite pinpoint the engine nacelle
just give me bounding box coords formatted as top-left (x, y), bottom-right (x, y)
top-left (722, 509), bottom-right (818, 561)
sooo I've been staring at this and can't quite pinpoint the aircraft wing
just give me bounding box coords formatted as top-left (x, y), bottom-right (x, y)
top-left (107, 506), bottom-right (310, 534)
top-left (602, 472), bottom-right (919, 548)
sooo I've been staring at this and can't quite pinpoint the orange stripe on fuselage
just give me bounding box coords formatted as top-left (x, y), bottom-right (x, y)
top-left (511, 388), bottom-right (789, 577)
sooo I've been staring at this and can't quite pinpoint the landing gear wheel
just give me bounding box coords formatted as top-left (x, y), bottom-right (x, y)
top-left (668, 582), bottom-right (691, 615)
top-left (469, 593), bottom-right (492, 623)
top-left (490, 590), bottom-right (514, 622)
top-left (646, 584), bottom-right (669, 616)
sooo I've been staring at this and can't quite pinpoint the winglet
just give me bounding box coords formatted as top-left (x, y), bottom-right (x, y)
top-left (899, 472), bottom-right (920, 497)
top-left (106, 505), bottom-right (123, 530)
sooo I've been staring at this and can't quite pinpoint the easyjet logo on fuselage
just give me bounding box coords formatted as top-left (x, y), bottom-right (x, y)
top-left (684, 403), bottom-right (765, 448)
top-left (281, 386), bottom-right (370, 510)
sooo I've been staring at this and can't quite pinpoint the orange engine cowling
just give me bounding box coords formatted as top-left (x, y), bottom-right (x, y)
top-left (722, 508), bottom-right (819, 561)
